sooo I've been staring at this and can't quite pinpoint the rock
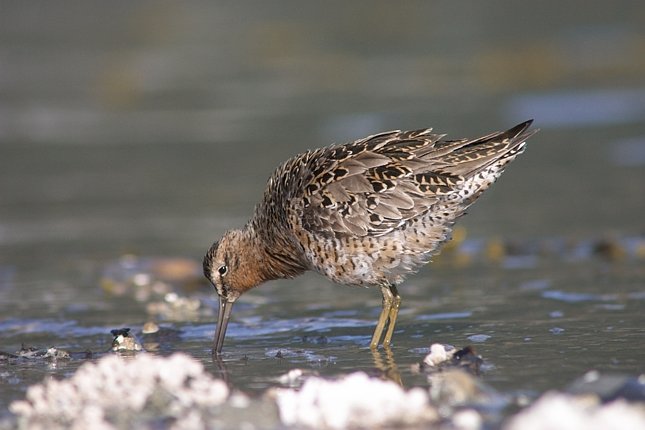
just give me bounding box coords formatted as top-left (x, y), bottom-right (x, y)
top-left (277, 368), bottom-right (317, 388)
top-left (141, 321), bottom-right (159, 334)
top-left (566, 371), bottom-right (645, 403)
top-left (453, 408), bottom-right (483, 430)
top-left (272, 371), bottom-right (437, 429)
top-left (10, 353), bottom-right (230, 429)
top-left (15, 345), bottom-right (70, 361)
top-left (421, 344), bottom-right (483, 374)
top-left (423, 343), bottom-right (451, 367)
top-left (110, 328), bottom-right (143, 352)
top-left (504, 392), bottom-right (645, 430)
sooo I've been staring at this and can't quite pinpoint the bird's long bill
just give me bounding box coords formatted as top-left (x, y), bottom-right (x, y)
top-left (213, 297), bottom-right (234, 354)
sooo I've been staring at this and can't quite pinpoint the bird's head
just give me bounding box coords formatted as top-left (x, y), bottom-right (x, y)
top-left (203, 229), bottom-right (266, 354)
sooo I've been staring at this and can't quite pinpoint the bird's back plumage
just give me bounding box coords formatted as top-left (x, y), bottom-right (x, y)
top-left (247, 120), bottom-right (536, 287)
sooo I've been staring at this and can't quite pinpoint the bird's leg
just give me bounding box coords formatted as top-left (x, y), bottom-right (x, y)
top-left (370, 285), bottom-right (394, 349)
top-left (382, 284), bottom-right (401, 348)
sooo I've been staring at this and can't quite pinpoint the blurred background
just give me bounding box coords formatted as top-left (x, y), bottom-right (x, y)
top-left (1, 1), bottom-right (643, 268)
top-left (1, 1), bottom-right (644, 415)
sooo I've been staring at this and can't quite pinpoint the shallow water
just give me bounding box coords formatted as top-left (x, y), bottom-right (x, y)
top-left (1, 1), bottom-right (644, 427)
top-left (1, 243), bottom-right (643, 423)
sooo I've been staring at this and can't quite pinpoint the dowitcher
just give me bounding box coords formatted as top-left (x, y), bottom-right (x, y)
top-left (204, 120), bottom-right (537, 354)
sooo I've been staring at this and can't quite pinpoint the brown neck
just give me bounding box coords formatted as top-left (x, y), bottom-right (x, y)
top-left (231, 225), bottom-right (308, 294)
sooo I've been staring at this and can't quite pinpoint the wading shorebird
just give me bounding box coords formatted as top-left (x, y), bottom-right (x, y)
top-left (204, 120), bottom-right (537, 354)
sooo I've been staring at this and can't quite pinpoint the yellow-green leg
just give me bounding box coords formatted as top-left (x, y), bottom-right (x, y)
top-left (370, 284), bottom-right (401, 349)
top-left (382, 285), bottom-right (401, 347)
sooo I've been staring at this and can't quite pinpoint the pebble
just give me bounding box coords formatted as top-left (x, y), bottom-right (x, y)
top-left (423, 343), bottom-right (452, 366)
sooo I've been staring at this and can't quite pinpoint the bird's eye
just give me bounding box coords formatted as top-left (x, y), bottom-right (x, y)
top-left (218, 265), bottom-right (228, 276)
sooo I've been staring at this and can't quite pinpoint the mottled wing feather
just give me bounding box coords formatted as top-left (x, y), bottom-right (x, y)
top-left (297, 130), bottom-right (444, 238)
top-left (287, 121), bottom-right (534, 240)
